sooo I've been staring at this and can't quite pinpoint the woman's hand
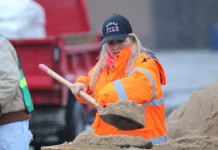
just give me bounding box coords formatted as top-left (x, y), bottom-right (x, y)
top-left (70, 82), bottom-right (87, 97)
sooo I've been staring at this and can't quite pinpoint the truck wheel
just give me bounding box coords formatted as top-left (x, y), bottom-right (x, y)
top-left (66, 93), bottom-right (86, 141)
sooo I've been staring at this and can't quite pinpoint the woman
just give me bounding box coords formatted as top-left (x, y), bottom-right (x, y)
top-left (70, 14), bottom-right (167, 144)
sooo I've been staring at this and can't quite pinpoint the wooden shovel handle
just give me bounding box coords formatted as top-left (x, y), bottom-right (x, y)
top-left (78, 91), bottom-right (98, 107)
top-left (38, 64), bottom-right (98, 107)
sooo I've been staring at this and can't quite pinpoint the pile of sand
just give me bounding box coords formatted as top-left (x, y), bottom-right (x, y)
top-left (41, 79), bottom-right (218, 150)
top-left (153, 136), bottom-right (218, 150)
top-left (166, 79), bottom-right (218, 139)
top-left (41, 131), bottom-right (152, 150)
top-left (154, 79), bottom-right (218, 150)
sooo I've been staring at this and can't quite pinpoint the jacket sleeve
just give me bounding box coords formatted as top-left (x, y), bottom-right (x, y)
top-left (97, 54), bottom-right (166, 106)
top-left (0, 38), bottom-right (20, 111)
top-left (74, 65), bottom-right (96, 104)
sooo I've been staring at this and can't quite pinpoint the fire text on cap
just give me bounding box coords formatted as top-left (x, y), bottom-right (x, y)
top-left (106, 22), bottom-right (119, 33)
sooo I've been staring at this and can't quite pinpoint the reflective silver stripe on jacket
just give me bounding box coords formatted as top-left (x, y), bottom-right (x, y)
top-left (141, 97), bottom-right (165, 106)
top-left (128, 67), bottom-right (155, 100)
top-left (112, 80), bottom-right (128, 101)
top-left (149, 135), bottom-right (167, 144)
top-left (113, 67), bottom-right (164, 106)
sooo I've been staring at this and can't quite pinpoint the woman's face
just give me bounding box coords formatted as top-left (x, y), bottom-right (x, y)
top-left (106, 37), bottom-right (132, 57)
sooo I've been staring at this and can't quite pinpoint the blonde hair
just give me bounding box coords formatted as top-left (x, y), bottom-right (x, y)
top-left (89, 33), bottom-right (152, 90)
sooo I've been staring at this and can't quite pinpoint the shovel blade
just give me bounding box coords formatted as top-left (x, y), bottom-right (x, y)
top-left (99, 114), bottom-right (144, 130)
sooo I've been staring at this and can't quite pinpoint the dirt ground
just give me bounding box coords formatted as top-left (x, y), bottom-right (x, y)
top-left (41, 79), bottom-right (218, 150)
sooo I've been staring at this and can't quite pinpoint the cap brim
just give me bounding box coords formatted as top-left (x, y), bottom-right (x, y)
top-left (101, 34), bottom-right (128, 45)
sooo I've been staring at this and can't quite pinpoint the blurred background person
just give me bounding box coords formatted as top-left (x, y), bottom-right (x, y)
top-left (0, 35), bottom-right (34, 150)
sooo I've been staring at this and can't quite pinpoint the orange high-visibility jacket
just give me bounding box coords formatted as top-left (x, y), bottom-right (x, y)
top-left (76, 45), bottom-right (167, 144)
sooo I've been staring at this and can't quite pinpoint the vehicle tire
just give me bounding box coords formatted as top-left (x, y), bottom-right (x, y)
top-left (66, 92), bottom-right (86, 141)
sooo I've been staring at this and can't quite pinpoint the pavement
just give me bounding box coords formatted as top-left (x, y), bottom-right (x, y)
top-left (156, 49), bottom-right (218, 116)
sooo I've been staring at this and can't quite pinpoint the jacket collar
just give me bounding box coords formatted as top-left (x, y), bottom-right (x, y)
top-left (113, 44), bottom-right (133, 68)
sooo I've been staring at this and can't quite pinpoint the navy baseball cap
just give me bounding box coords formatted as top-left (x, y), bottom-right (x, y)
top-left (101, 14), bottom-right (132, 45)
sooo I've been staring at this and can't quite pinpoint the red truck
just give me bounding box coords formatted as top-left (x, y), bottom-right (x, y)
top-left (10, 0), bottom-right (101, 149)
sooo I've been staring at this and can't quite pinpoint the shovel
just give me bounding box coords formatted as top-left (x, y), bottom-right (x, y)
top-left (38, 64), bottom-right (145, 130)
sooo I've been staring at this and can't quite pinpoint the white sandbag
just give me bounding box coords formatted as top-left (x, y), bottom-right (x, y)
top-left (0, 0), bottom-right (46, 39)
